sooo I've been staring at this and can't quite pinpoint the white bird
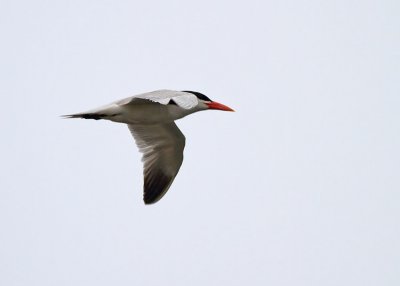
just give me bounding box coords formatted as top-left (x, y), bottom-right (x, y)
top-left (64, 89), bottom-right (234, 204)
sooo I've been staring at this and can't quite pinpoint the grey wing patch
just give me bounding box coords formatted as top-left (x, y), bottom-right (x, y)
top-left (128, 122), bottom-right (186, 204)
top-left (118, 90), bottom-right (198, 110)
top-left (116, 97), bottom-right (152, 106)
top-left (171, 94), bottom-right (198, 109)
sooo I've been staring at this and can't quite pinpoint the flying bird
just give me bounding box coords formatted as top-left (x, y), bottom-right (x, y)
top-left (64, 89), bottom-right (234, 204)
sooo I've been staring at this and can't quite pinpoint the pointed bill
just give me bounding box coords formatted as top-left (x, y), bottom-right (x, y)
top-left (206, 101), bottom-right (235, 112)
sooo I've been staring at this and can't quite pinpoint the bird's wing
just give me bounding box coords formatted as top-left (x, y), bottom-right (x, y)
top-left (118, 90), bottom-right (198, 110)
top-left (128, 122), bottom-right (186, 204)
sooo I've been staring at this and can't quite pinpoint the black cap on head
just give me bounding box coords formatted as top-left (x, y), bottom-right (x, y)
top-left (182, 90), bottom-right (212, 102)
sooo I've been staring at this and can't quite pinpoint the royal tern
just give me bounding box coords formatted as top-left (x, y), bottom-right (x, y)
top-left (64, 89), bottom-right (234, 204)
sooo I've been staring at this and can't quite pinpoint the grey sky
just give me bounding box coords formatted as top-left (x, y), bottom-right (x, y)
top-left (1, 0), bottom-right (399, 285)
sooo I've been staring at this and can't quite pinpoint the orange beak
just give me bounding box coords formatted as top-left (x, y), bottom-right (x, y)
top-left (206, 101), bottom-right (235, 112)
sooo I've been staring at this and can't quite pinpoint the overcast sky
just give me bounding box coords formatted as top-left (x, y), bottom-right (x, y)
top-left (1, 0), bottom-right (399, 285)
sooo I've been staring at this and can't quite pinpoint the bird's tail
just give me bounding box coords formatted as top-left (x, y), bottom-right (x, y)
top-left (62, 104), bottom-right (122, 121)
top-left (61, 113), bottom-right (109, 120)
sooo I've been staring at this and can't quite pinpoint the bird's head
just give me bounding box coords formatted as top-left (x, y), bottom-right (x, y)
top-left (182, 90), bottom-right (235, 112)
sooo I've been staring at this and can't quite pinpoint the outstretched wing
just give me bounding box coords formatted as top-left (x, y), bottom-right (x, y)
top-left (128, 122), bottom-right (186, 204)
top-left (118, 90), bottom-right (198, 110)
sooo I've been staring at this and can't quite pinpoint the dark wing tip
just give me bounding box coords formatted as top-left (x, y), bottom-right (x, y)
top-left (143, 170), bottom-right (175, 205)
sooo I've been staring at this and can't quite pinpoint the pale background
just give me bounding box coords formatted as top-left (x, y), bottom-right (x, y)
top-left (1, 0), bottom-right (399, 285)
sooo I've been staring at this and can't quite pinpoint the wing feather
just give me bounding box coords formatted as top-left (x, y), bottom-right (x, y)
top-left (128, 122), bottom-right (185, 204)
top-left (118, 90), bottom-right (198, 110)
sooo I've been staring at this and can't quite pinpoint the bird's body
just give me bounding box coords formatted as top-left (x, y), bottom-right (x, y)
top-left (64, 89), bottom-right (233, 204)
